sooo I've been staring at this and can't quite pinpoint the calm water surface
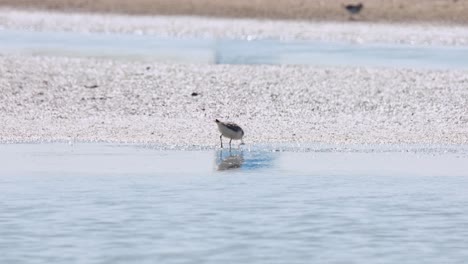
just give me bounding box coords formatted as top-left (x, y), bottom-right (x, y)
top-left (1, 144), bottom-right (468, 263)
top-left (2, 29), bottom-right (468, 69)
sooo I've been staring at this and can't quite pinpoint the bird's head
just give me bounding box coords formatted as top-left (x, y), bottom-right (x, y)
top-left (215, 119), bottom-right (220, 123)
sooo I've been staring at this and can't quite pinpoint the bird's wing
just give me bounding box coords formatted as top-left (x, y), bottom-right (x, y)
top-left (224, 122), bottom-right (243, 133)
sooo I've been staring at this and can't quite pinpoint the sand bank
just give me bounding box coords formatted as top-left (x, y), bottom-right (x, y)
top-left (1, 0), bottom-right (468, 24)
top-left (1, 9), bottom-right (468, 46)
top-left (1, 55), bottom-right (467, 147)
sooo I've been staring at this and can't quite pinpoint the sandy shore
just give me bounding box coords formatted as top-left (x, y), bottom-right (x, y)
top-left (1, 55), bottom-right (467, 147)
top-left (1, 0), bottom-right (468, 23)
top-left (1, 9), bottom-right (467, 147)
top-left (2, 9), bottom-right (468, 46)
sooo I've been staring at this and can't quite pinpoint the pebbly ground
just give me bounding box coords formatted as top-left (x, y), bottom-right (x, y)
top-left (1, 55), bottom-right (467, 148)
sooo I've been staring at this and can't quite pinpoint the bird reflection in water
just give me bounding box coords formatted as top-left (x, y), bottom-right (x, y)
top-left (216, 150), bottom-right (244, 171)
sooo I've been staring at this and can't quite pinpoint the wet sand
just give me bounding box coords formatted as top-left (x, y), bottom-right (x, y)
top-left (1, 55), bottom-right (467, 147)
top-left (1, 0), bottom-right (468, 23)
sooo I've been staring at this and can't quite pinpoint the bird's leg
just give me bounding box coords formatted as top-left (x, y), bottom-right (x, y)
top-left (229, 139), bottom-right (232, 150)
top-left (220, 135), bottom-right (223, 148)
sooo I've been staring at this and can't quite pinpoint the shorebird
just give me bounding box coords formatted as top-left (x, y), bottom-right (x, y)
top-left (343, 3), bottom-right (363, 20)
top-left (215, 119), bottom-right (244, 149)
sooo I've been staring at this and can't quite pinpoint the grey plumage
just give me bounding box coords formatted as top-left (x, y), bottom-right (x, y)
top-left (224, 122), bottom-right (244, 134)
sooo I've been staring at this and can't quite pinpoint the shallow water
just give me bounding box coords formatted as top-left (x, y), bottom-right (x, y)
top-left (1, 143), bottom-right (468, 263)
top-left (2, 29), bottom-right (468, 69)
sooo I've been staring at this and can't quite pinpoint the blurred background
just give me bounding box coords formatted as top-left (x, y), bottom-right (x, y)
top-left (1, 0), bottom-right (467, 23)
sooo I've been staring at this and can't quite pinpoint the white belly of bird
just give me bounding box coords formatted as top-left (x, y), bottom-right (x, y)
top-left (218, 125), bottom-right (243, 140)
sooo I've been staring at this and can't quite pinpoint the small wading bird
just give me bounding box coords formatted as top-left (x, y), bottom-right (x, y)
top-left (343, 3), bottom-right (363, 20)
top-left (215, 119), bottom-right (245, 149)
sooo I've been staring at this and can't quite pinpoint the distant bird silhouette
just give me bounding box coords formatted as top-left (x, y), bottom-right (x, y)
top-left (343, 3), bottom-right (363, 20)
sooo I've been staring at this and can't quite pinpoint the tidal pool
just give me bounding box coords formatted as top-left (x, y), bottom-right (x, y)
top-left (1, 143), bottom-right (468, 263)
top-left (2, 29), bottom-right (468, 69)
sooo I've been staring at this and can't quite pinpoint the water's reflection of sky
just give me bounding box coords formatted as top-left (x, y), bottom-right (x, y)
top-left (1, 144), bottom-right (467, 177)
top-left (2, 29), bottom-right (468, 69)
top-left (2, 144), bottom-right (468, 264)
